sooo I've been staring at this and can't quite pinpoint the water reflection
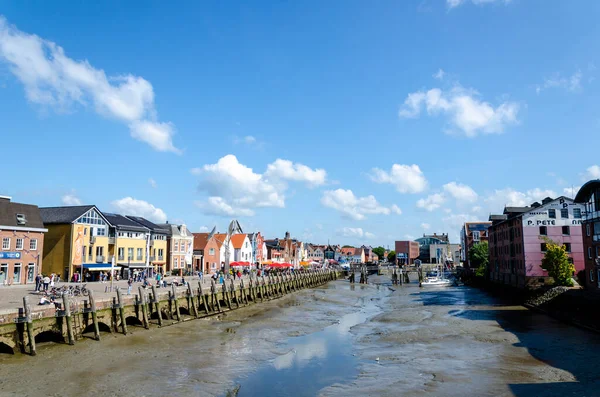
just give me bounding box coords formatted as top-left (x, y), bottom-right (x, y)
top-left (235, 294), bottom-right (383, 397)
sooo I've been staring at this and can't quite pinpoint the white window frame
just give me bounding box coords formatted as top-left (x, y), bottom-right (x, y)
top-left (472, 231), bottom-right (480, 242)
top-left (137, 248), bottom-right (143, 260)
top-left (15, 238), bottom-right (23, 250)
top-left (27, 263), bottom-right (35, 283)
top-left (174, 258), bottom-right (179, 268)
top-left (2, 237), bottom-right (10, 250)
top-left (209, 248), bottom-right (215, 255)
top-left (30, 239), bottom-right (38, 250)
top-left (13, 263), bottom-right (22, 284)
top-left (174, 241), bottom-right (179, 252)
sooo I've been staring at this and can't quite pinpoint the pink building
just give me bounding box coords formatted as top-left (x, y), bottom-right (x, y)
top-left (488, 196), bottom-right (585, 288)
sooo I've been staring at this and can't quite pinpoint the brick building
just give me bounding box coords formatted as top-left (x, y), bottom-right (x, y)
top-left (0, 195), bottom-right (46, 285)
top-left (394, 240), bottom-right (420, 264)
top-left (488, 196), bottom-right (585, 288)
top-left (574, 180), bottom-right (600, 288)
top-left (193, 232), bottom-right (220, 274)
top-left (461, 222), bottom-right (492, 269)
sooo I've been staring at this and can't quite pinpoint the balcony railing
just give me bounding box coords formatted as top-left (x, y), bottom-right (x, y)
top-left (90, 236), bottom-right (96, 244)
top-left (108, 237), bottom-right (116, 245)
top-left (96, 255), bottom-right (104, 263)
top-left (118, 255), bottom-right (125, 261)
top-left (137, 256), bottom-right (143, 261)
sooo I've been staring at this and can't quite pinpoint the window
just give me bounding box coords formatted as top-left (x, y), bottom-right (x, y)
top-left (96, 227), bottom-right (106, 236)
top-left (589, 247), bottom-right (593, 259)
top-left (128, 248), bottom-right (134, 260)
top-left (15, 238), bottom-right (23, 250)
top-left (539, 226), bottom-right (547, 236)
top-left (118, 248), bottom-right (125, 260)
top-left (574, 208), bottom-right (582, 219)
top-left (84, 228), bottom-right (87, 235)
top-left (137, 248), bottom-right (143, 260)
top-left (174, 241), bottom-right (179, 252)
top-left (548, 209), bottom-right (556, 219)
top-left (591, 269), bottom-right (594, 282)
top-left (2, 238), bottom-right (10, 250)
top-left (27, 263), bottom-right (35, 283)
top-left (181, 242), bottom-right (186, 253)
top-left (541, 243), bottom-right (547, 252)
top-left (472, 231), bottom-right (480, 241)
top-left (562, 226), bottom-right (570, 235)
top-left (560, 209), bottom-right (569, 219)
top-left (209, 248), bottom-right (215, 255)
top-left (564, 243), bottom-right (571, 253)
top-left (96, 246), bottom-right (104, 257)
top-left (158, 248), bottom-right (164, 258)
top-left (587, 224), bottom-right (591, 236)
top-left (30, 239), bottom-right (37, 250)
top-left (88, 246), bottom-right (93, 258)
top-left (174, 258), bottom-right (178, 268)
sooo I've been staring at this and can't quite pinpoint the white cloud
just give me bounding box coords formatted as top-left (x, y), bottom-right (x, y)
top-left (399, 84), bottom-right (520, 137)
top-left (586, 165), bottom-right (600, 179)
top-left (433, 68), bottom-right (445, 80)
top-left (390, 204), bottom-right (403, 215)
top-left (198, 226), bottom-right (209, 232)
top-left (484, 188), bottom-right (557, 210)
top-left (404, 234), bottom-right (415, 240)
top-left (265, 159), bottom-right (327, 187)
top-left (321, 189), bottom-right (401, 220)
top-left (195, 197), bottom-right (254, 217)
top-left (443, 182), bottom-right (478, 203)
top-left (193, 154), bottom-right (326, 216)
top-left (62, 193), bottom-right (82, 206)
top-left (148, 178), bottom-right (157, 188)
top-left (111, 197), bottom-right (167, 223)
top-left (337, 227), bottom-right (375, 239)
top-left (234, 135), bottom-right (257, 145)
top-left (0, 16), bottom-right (179, 153)
top-left (447, 0), bottom-right (511, 8)
top-left (563, 187), bottom-right (581, 198)
top-left (416, 193), bottom-right (446, 212)
top-left (369, 164), bottom-right (428, 193)
top-left (421, 223), bottom-right (430, 230)
top-left (536, 70), bottom-right (583, 94)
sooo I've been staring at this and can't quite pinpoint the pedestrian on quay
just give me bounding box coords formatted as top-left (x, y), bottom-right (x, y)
top-left (43, 275), bottom-right (50, 291)
top-left (199, 270), bottom-right (203, 281)
top-left (50, 274), bottom-right (55, 289)
top-left (127, 277), bottom-right (133, 295)
top-left (35, 274), bottom-right (42, 292)
top-left (56, 274), bottom-right (61, 283)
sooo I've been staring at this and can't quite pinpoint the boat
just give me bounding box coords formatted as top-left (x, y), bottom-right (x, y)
top-left (421, 248), bottom-right (452, 287)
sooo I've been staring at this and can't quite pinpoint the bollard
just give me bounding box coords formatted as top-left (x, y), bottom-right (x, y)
top-left (23, 296), bottom-right (36, 355)
top-left (62, 294), bottom-right (75, 345)
top-left (188, 283), bottom-right (199, 318)
top-left (171, 284), bottom-right (181, 321)
top-left (88, 290), bottom-right (101, 341)
top-left (151, 285), bottom-right (163, 327)
top-left (116, 288), bottom-right (128, 335)
top-left (138, 287), bottom-right (149, 329)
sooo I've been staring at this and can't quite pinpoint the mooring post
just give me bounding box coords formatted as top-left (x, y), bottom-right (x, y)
top-left (240, 279), bottom-right (247, 304)
top-left (138, 287), bottom-right (149, 329)
top-left (116, 288), bottom-right (128, 335)
top-left (151, 285), bottom-right (163, 326)
top-left (62, 294), bottom-right (75, 345)
top-left (230, 279), bottom-right (239, 308)
top-left (88, 290), bottom-right (100, 341)
top-left (198, 282), bottom-right (210, 315)
top-left (223, 281), bottom-right (232, 309)
top-left (171, 284), bottom-right (181, 321)
top-left (23, 296), bottom-right (36, 355)
top-left (188, 283), bottom-right (199, 318)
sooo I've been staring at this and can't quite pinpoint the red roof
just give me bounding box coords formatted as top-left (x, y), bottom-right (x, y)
top-left (230, 234), bottom-right (247, 249)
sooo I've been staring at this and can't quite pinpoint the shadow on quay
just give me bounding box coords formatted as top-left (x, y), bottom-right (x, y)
top-left (412, 288), bottom-right (600, 396)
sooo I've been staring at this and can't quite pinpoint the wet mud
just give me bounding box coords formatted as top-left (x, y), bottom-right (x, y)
top-left (1, 277), bottom-right (600, 396)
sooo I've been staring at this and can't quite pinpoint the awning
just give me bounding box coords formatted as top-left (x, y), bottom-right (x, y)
top-left (118, 262), bottom-right (151, 268)
top-left (81, 263), bottom-right (121, 271)
top-left (230, 261), bottom-right (251, 267)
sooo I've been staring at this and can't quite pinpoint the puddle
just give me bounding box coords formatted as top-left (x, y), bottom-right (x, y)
top-left (233, 287), bottom-right (388, 397)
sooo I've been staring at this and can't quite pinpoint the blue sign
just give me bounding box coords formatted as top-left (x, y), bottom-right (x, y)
top-left (0, 252), bottom-right (22, 259)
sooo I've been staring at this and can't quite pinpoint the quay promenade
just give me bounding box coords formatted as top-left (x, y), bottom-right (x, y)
top-left (0, 269), bottom-right (340, 357)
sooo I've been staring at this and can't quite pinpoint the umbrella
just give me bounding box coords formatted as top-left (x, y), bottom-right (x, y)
top-left (270, 262), bottom-right (293, 268)
top-left (230, 261), bottom-right (251, 267)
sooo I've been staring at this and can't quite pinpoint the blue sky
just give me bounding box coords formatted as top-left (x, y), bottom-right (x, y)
top-left (1, 0), bottom-right (599, 246)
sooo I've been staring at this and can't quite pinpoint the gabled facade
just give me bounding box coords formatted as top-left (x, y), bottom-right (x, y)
top-left (214, 233), bottom-right (234, 269)
top-left (231, 234), bottom-right (252, 262)
top-left (102, 213), bottom-right (150, 279)
top-left (193, 232), bottom-right (219, 274)
top-left (249, 232), bottom-right (265, 265)
top-left (0, 196), bottom-right (46, 285)
top-left (461, 222), bottom-right (492, 268)
top-left (158, 223), bottom-right (193, 274)
top-left (128, 217), bottom-right (169, 274)
top-left (41, 205), bottom-right (110, 281)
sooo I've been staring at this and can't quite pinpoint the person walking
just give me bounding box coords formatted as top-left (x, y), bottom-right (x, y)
top-left (35, 274), bottom-right (42, 292)
top-left (127, 277), bottom-right (133, 295)
top-left (50, 274), bottom-right (55, 289)
top-left (42, 275), bottom-right (50, 291)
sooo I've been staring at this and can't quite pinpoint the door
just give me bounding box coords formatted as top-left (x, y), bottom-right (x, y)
top-left (27, 264), bottom-right (35, 283)
top-left (13, 264), bottom-right (21, 284)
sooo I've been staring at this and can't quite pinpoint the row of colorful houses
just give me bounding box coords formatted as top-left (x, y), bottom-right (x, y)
top-left (0, 198), bottom-right (376, 284)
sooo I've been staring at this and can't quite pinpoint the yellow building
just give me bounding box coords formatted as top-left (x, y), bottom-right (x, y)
top-left (40, 205), bottom-right (113, 281)
top-left (124, 216), bottom-right (168, 275)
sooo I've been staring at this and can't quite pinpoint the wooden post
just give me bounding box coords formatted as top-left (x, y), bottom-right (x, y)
top-left (211, 279), bottom-right (222, 312)
top-left (88, 290), bottom-right (100, 341)
top-left (138, 287), bottom-right (149, 329)
top-left (223, 282), bottom-right (232, 309)
top-left (199, 282), bottom-right (210, 315)
top-left (171, 284), bottom-right (181, 321)
top-left (116, 288), bottom-right (128, 335)
top-left (62, 294), bottom-right (75, 345)
top-left (151, 285), bottom-right (163, 326)
top-left (188, 283), bottom-right (199, 318)
top-left (240, 279), bottom-right (247, 304)
top-left (23, 296), bottom-right (36, 355)
top-left (230, 279), bottom-right (240, 308)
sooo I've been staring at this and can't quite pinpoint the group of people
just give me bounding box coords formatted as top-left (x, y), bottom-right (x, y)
top-left (35, 273), bottom-right (59, 292)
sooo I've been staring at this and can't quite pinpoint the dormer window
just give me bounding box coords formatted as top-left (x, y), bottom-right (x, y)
top-left (16, 213), bottom-right (27, 225)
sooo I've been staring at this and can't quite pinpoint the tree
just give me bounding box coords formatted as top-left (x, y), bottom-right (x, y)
top-left (469, 241), bottom-right (489, 278)
top-left (372, 246), bottom-right (385, 260)
top-left (541, 238), bottom-right (574, 287)
top-left (387, 250), bottom-right (396, 263)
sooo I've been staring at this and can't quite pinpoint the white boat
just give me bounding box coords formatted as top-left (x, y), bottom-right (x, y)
top-left (422, 249), bottom-right (452, 287)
